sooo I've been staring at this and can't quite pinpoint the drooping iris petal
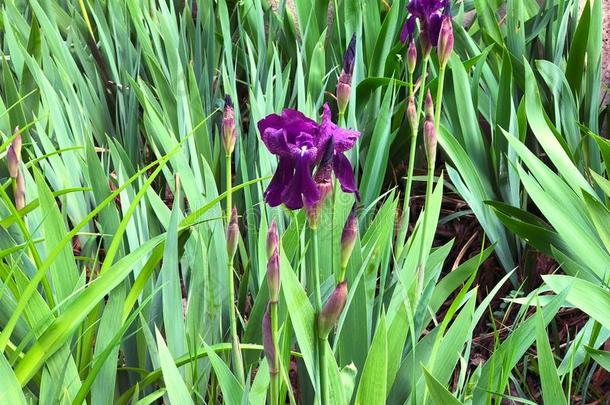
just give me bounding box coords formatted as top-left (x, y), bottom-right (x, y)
top-left (264, 158), bottom-right (295, 207)
top-left (281, 148), bottom-right (320, 209)
top-left (427, 12), bottom-right (444, 46)
top-left (400, 15), bottom-right (417, 43)
top-left (333, 152), bottom-right (360, 200)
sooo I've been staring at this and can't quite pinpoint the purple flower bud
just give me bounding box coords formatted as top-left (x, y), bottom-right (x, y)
top-left (267, 249), bottom-right (281, 303)
top-left (7, 131), bottom-right (22, 179)
top-left (337, 36), bottom-right (356, 115)
top-left (267, 219), bottom-right (279, 260)
top-left (424, 119), bottom-right (437, 167)
top-left (318, 281), bottom-right (348, 339)
top-left (226, 208), bottom-right (239, 259)
top-left (407, 96), bottom-right (417, 132)
top-left (305, 162), bottom-right (333, 227)
top-left (222, 95), bottom-right (236, 155)
top-left (407, 40), bottom-right (417, 74)
top-left (437, 17), bottom-right (453, 68)
top-left (262, 305), bottom-right (278, 375)
top-left (343, 34), bottom-right (356, 78)
top-left (425, 90), bottom-right (434, 121)
top-left (340, 207), bottom-right (358, 269)
top-left (14, 170), bottom-right (25, 210)
top-left (336, 81), bottom-right (351, 116)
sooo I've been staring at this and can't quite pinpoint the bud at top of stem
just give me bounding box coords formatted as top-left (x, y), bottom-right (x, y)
top-left (438, 17), bottom-right (454, 68)
top-left (266, 219), bottom-right (279, 260)
top-left (14, 168), bottom-right (25, 210)
top-left (262, 305), bottom-right (278, 375)
top-left (424, 119), bottom-right (437, 168)
top-left (337, 35), bottom-right (356, 115)
top-left (340, 206), bottom-right (358, 271)
top-left (267, 248), bottom-right (281, 303)
top-left (226, 208), bottom-right (239, 260)
top-left (222, 95), bottom-right (236, 155)
top-left (318, 281), bottom-right (348, 340)
top-left (407, 40), bottom-right (417, 75)
top-left (407, 96), bottom-right (417, 133)
top-left (7, 130), bottom-right (22, 179)
top-left (425, 90), bottom-right (434, 122)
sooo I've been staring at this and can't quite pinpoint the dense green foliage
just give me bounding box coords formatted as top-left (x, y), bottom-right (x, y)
top-left (0, 0), bottom-right (608, 404)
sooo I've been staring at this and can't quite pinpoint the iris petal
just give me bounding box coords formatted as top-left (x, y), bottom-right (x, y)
top-left (264, 158), bottom-right (294, 207)
top-left (261, 127), bottom-right (291, 156)
top-left (333, 153), bottom-right (360, 200)
top-left (281, 150), bottom-right (320, 210)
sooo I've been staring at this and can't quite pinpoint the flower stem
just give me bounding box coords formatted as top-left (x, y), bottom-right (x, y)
top-left (398, 57), bottom-right (429, 254)
top-left (311, 226), bottom-right (327, 405)
top-left (270, 301), bottom-right (280, 405)
top-left (415, 64), bottom-right (443, 302)
top-left (226, 152), bottom-right (245, 384)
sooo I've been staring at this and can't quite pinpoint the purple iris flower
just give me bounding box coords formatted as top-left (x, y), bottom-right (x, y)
top-left (400, 0), bottom-right (451, 47)
top-left (258, 103), bottom-right (360, 210)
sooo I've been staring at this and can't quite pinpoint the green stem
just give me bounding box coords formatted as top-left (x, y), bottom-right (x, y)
top-left (339, 265), bottom-right (347, 284)
top-left (270, 301), bottom-right (280, 405)
top-left (311, 226), bottom-right (326, 405)
top-left (226, 153), bottom-right (245, 384)
top-left (397, 57), bottom-right (430, 254)
top-left (415, 63), bottom-right (443, 303)
top-left (312, 226), bottom-right (322, 311)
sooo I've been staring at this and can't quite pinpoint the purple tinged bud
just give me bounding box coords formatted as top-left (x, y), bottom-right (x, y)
top-left (425, 90), bottom-right (434, 121)
top-left (424, 119), bottom-right (437, 168)
top-left (226, 208), bottom-right (239, 260)
top-left (305, 163), bottom-right (333, 227)
top-left (337, 81), bottom-right (351, 115)
top-left (14, 169), bottom-right (25, 210)
top-left (262, 305), bottom-right (278, 375)
top-left (438, 17), bottom-right (454, 68)
top-left (7, 131), bottom-right (22, 179)
top-left (337, 35), bottom-right (356, 115)
top-left (318, 281), bottom-right (348, 339)
top-left (340, 207), bottom-right (358, 269)
top-left (267, 249), bottom-right (281, 303)
top-left (343, 34), bottom-right (356, 77)
top-left (267, 219), bottom-right (279, 260)
top-left (407, 96), bottom-right (417, 132)
top-left (222, 95), bottom-right (236, 155)
top-left (407, 40), bottom-right (417, 74)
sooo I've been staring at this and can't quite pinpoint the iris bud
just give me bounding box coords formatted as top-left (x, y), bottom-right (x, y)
top-left (226, 208), bottom-right (239, 260)
top-left (425, 90), bottom-right (434, 121)
top-left (438, 17), bottom-right (454, 68)
top-left (7, 130), bottom-right (22, 179)
top-left (262, 305), bottom-right (278, 375)
top-left (266, 219), bottom-right (279, 260)
top-left (407, 40), bottom-right (417, 75)
top-left (222, 95), bottom-right (236, 155)
top-left (337, 35), bottom-right (356, 115)
top-left (424, 119), bottom-right (437, 168)
top-left (267, 249), bottom-right (281, 303)
top-left (318, 281), bottom-right (348, 340)
top-left (14, 169), bottom-right (25, 210)
top-left (340, 207), bottom-right (358, 270)
top-left (407, 96), bottom-right (417, 132)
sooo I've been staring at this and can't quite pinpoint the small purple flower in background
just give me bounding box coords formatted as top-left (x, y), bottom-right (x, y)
top-left (258, 103), bottom-right (360, 210)
top-left (400, 0), bottom-right (451, 50)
